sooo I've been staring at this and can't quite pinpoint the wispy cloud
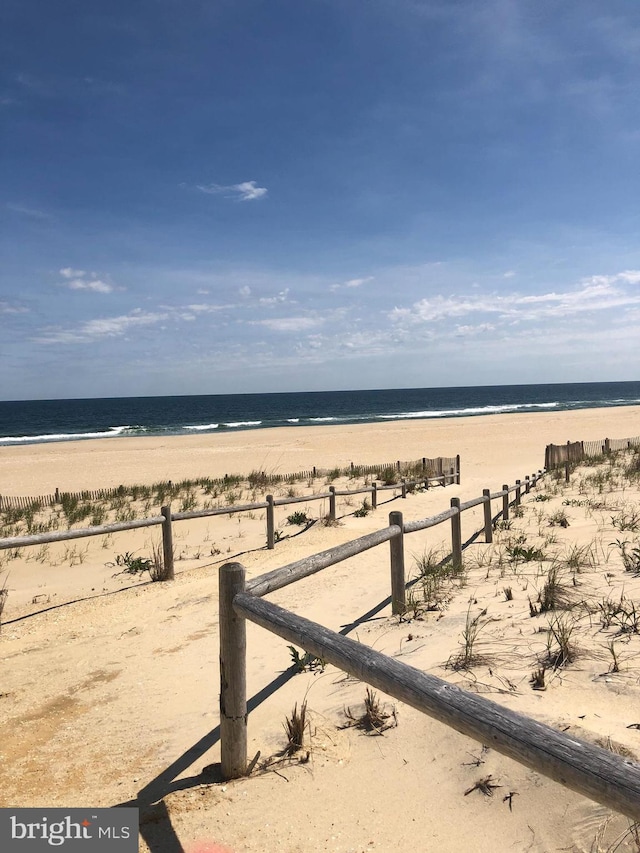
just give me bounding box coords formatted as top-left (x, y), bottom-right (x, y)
top-left (259, 288), bottom-right (289, 305)
top-left (59, 268), bottom-right (115, 294)
top-left (329, 276), bottom-right (374, 292)
top-left (0, 301), bottom-right (28, 315)
top-left (390, 271), bottom-right (640, 327)
top-left (34, 309), bottom-right (167, 344)
top-left (184, 302), bottom-right (229, 313)
top-left (14, 72), bottom-right (48, 93)
top-left (455, 323), bottom-right (495, 337)
top-left (6, 203), bottom-right (51, 220)
top-left (195, 180), bottom-right (268, 201)
top-left (252, 316), bottom-right (323, 332)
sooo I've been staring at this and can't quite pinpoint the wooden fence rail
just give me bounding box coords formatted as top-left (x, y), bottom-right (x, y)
top-left (218, 464), bottom-right (640, 818)
top-left (219, 468), bottom-right (545, 772)
top-left (229, 580), bottom-right (640, 820)
top-left (545, 435), bottom-right (640, 468)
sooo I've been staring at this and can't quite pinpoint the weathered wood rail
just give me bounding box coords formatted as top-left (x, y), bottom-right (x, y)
top-left (230, 581), bottom-right (640, 819)
top-left (218, 466), bottom-right (640, 819)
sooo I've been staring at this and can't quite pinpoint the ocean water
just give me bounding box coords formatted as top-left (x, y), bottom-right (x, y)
top-left (0, 382), bottom-right (639, 447)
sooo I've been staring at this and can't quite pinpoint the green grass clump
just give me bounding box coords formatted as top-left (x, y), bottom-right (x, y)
top-left (353, 499), bottom-right (371, 518)
top-left (287, 511), bottom-right (311, 526)
top-left (507, 543), bottom-right (545, 563)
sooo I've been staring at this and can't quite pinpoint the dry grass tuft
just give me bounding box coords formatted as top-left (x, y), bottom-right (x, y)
top-left (344, 688), bottom-right (397, 735)
top-left (282, 701), bottom-right (307, 757)
top-left (149, 541), bottom-right (172, 582)
top-left (530, 667), bottom-right (546, 690)
top-left (464, 775), bottom-right (502, 797)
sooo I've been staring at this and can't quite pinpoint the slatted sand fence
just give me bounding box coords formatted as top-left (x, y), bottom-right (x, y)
top-left (217, 465), bottom-right (640, 820)
top-left (545, 435), bottom-right (640, 468)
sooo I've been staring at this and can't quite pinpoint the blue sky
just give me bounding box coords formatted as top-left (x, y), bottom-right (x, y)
top-left (2, 0), bottom-right (640, 400)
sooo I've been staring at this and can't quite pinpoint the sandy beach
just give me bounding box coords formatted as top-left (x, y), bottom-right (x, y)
top-left (1, 405), bottom-right (640, 853)
top-left (2, 405), bottom-right (640, 496)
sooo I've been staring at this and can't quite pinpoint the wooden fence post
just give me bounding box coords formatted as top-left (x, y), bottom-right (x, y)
top-left (160, 505), bottom-right (174, 580)
top-left (329, 486), bottom-right (336, 521)
top-left (219, 562), bottom-right (247, 780)
top-left (605, 438), bottom-right (611, 454)
top-left (389, 511), bottom-right (405, 615)
top-left (502, 485), bottom-right (509, 522)
top-left (483, 489), bottom-right (493, 543)
top-left (565, 461), bottom-right (570, 483)
top-left (401, 479), bottom-right (407, 498)
top-left (371, 482), bottom-right (378, 509)
top-left (456, 454), bottom-right (461, 484)
top-left (525, 475), bottom-right (530, 494)
top-left (515, 480), bottom-right (521, 506)
top-left (450, 497), bottom-right (462, 569)
top-left (266, 495), bottom-right (275, 549)
top-left (55, 487), bottom-right (60, 503)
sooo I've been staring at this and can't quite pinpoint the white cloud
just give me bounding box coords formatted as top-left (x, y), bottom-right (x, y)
top-left (345, 276), bottom-right (374, 288)
top-left (0, 301), bottom-right (28, 315)
top-left (239, 286), bottom-right (251, 298)
top-left (590, 270), bottom-right (640, 286)
top-left (390, 270), bottom-right (640, 327)
top-left (185, 303), bottom-right (228, 313)
top-left (34, 309), bottom-right (168, 344)
top-left (330, 276), bottom-right (374, 292)
top-left (503, 270), bottom-right (516, 278)
top-left (259, 288), bottom-right (289, 305)
top-left (7, 203), bottom-right (51, 220)
top-left (455, 323), bottom-right (495, 336)
top-left (252, 316), bottom-right (322, 332)
top-left (195, 180), bottom-right (268, 201)
top-left (67, 278), bottom-right (113, 294)
top-left (59, 268), bottom-right (116, 293)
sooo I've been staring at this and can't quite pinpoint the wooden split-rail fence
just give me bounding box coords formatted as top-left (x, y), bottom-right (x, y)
top-left (545, 434), bottom-right (640, 468)
top-left (0, 456), bottom-right (461, 573)
top-left (218, 467), bottom-right (640, 821)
